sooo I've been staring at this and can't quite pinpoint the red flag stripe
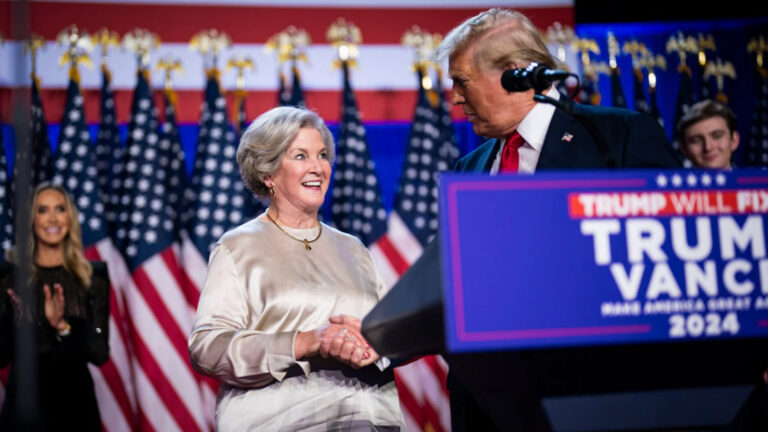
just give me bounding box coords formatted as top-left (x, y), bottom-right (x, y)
top-left (138, 410), bottom-right (158, 432)
top-left (131, 266), bottom-right (194, 371)
top-left (0, 2), bottom-right (573, 44)
top-left (423, 398), bottom-right (448, 432)
top-left (161, 247), bottom-right (200, 309)
top-left (394, 370), bottom-right (426, 428)
top-left (83, 245), bottom-right (138, 431)
top-left (127, 317), bottom-right (202, 431)
top-left (374, 235), bottom-right (410, 276)
top-left (424, 356), bottom-right (450, 398)
top-left (95, 358), bottom-right (137, 430)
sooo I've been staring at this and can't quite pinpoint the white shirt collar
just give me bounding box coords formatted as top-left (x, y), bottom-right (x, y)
top-left (516, 87), bottom-right (560, 154)
top-left (490, 87), bottom-right (560, 175)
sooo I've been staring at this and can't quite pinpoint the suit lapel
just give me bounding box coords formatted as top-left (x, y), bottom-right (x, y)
top-left (536, 106), bottom-right (584, 171)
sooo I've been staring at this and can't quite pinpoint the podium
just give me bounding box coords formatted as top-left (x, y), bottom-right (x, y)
top-left (362, 170), bottom-right (768, 431)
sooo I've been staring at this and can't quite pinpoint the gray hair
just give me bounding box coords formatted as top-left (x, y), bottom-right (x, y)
top-left (237, 106), bottom-right (335, 198)
top-left (434, 8), bottom-right (558, 72)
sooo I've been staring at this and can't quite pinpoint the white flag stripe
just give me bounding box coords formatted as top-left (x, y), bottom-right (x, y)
top-left (181, 234), bottom-right (208, 293)
top-left (124, 278), bottom-right (207, 431)
top-left (88, 365), bottom-right (132, 432)
top-left (387, 212), bottom-right (424, 264)
top-left (94, 238), bottom-right (131, 314)
top-left (0, 42), bottom-right (449, 91)
top-left (394, 363), bottom-right (425, 404)
top-left (106, 315), bottom-right (136, 407)
top-left (144, 254), bottom-right (195, 335)
top-left (369, 242), bottom-right (400, 290)
top-left (133, 365), bottom-right (183, 432)
top-left (414, 360), bottom-right (451, 431)
top-left (401, 405), bottom-right (422, 432)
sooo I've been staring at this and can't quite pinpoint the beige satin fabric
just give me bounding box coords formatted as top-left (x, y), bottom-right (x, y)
top-left (189, 214), bottom-right (404, 431)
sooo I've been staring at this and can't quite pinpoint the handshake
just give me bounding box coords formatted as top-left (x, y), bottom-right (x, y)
top-left (294, 314), bottom-right (379, 369)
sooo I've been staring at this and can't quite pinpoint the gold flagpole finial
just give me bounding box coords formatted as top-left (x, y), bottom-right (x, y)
top-left (666, 31), bottom-right (698, 74)
top-left (621, 39), bottom-right (646, 70)
top-left (225, 56), bottom-right (254, 91)
top-left (401, 25), bottom-right (441, 90)
top-left (572, 37), bottom-right (608, 80)
top-left (545, 22), bottom-right (575, 64)
top-left (190, 29), bottom-right (232, 74)
top-left (24, 34), bottom-right (47, 80)
top-left (704, 58), bottom-right (736, 104)
top-left (607, 32), bottom-right (621, 69)
top-left (92, 28), bottom-right (120, 68)
top-left (572, 37), bottom-right (600, 67)
top-left (157, 56), bottom-right (184, 92)
top-left (638, 48), bottom-right (667, 89)
top-left (696, 33), bottom-right (716, 67)
top-left (327, 17), bottom-right (362, 69)
top-left (265, 26), bottom-right (310, 68)
top-left (747, 36), bottom-right (768, 71)
top-left (123, 28), bottom-right (160, 72)
top-left (56, 25), bottom-right (94, 82)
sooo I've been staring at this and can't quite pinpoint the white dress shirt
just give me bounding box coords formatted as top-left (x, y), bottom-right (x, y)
top-left (489, 87), bottom-right (560, 175)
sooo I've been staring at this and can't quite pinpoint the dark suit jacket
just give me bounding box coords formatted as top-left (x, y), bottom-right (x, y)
top-left (448, 104), bottom-right (681, 432)
top-left (455, 103), bottom-right (682, 173)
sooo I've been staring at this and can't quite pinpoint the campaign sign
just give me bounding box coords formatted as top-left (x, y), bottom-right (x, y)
top-left (439, 170), bottom-right (768, 353)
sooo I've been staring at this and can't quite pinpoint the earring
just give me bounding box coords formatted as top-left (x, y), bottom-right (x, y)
top-left (269, 185), bottom-right (276, 198)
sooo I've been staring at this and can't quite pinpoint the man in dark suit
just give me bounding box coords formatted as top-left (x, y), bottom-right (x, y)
top-left (435, 9), bottom-right (681, 176)
top-left (432, 8), bottom-right (682, 431)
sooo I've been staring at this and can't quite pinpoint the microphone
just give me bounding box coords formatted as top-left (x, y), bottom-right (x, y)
top-left (500, 62), bottom-right (571, 93)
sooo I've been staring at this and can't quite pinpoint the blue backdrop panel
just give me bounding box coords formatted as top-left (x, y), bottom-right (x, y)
top-left (439, 170), bottom-right (768, 353)
top-left (575, 19), bottom-right (768, 165)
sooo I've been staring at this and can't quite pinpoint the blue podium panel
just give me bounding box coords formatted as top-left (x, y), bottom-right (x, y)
top-left (439, 170), bottom-right (768, 353)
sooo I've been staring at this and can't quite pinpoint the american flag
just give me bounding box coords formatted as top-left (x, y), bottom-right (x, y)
top-left (745, 66), bottom-right (768, 167)
top-left (673, 66), bottom-right (697, 140)
top-left (30, 77), bottom-right (53, 186)
top-left (649, 84), bottom-right (664, 126)
top-left (632, 68), bottom-right (652, 115)
top-left (95, 65), bottom-right (125, 242)
top-left (286, 64), bottom-right (306, 107)
top-left (578, 73), bottom-right (601, 106)
top-left (234, 88), bottom-right (248, 135)
top-left (51, 76), bottom-right (137, 432)
top-left (10, 76), bottom-right (53, 205)
top-left (118, 68), bottom-right (215, 431)
top-left (368, 67), bottom-right (457, 432)
top-left (183, 72), bottom-right (264, 261)
top-left (330, 61), bottom-right (388, 245)
top-left (0, 106), bottom-right (11, 256)
top-left (277, 70), bottom-right (292, 106)
top-left (610, 67), bottom-right (627, 108)
top-left (159, 89), bottom-right (188, 237)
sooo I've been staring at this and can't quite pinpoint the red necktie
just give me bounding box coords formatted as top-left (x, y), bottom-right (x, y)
top-left (499, 131), bottom-right (524, 173)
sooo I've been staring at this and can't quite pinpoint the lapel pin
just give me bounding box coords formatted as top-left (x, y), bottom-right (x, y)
top-left (561, 132), bottom-right (573, 142)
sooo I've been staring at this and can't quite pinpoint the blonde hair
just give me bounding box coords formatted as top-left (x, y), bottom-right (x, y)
top-left (434, 8), bottom-right (559, 73)
top-left (8, 183), bottom-right (93, 288)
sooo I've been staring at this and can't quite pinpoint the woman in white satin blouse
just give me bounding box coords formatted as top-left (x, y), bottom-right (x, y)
top-left (188, 106), bottom-right (405, 431)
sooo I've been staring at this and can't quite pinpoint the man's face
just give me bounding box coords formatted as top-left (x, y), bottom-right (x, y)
top-left (682, 116), bottom-right (739, 169)
top-left (448, 44), bottom-right (536, 139)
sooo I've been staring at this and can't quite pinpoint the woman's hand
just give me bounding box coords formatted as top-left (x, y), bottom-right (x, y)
top-left (43, 283), bottom-right (68, 332)
top-left (326, 315), bottom-right (380, 369)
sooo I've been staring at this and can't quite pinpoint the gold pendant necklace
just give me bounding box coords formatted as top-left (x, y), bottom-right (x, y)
top-left (266, 210), bottom-right (322, 251)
